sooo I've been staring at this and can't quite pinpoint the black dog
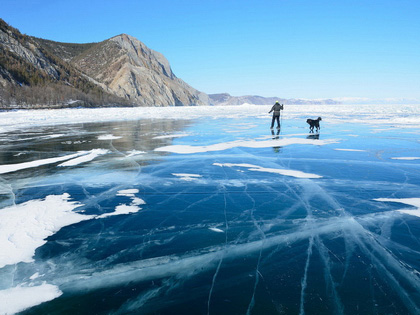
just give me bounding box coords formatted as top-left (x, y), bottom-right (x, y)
top-left (306, 117), bottom-right (322, 132)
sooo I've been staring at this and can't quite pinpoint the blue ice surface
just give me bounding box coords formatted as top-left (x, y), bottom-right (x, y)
top-left (1, 116), bottom-right (420, 314)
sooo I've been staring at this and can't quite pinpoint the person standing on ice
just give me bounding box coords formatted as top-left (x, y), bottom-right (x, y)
top-left (269, 101), bottom-right (283, 129)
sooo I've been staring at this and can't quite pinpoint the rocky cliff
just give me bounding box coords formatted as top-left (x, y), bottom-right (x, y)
top-left (0, 19), bottom-right (207, 108)
top-left (71, 34), bottom-right (209, 106)
top-left (0, 19), bottom-right (129, 108)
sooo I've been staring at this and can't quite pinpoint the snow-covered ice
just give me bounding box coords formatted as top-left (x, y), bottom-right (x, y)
top-left (0, 151), bottom-right (89, 174)
top-left (0, 193), bottom-right (91, 268)
top-left (0, 283), bottom-right (62, 315)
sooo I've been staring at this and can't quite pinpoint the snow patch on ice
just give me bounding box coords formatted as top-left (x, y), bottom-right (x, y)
top-left (374, 198), bottom-right (420, 218)
top-left (29, 273), bottom-right (40, 280)
top-left (0, 151), bottom-right (88, 174)
top-left (172, 173), bottom-right (203, 181)
top-left (153, 133), bottom-right (190, 139)
top-left (214, 163), bottom-right (259, 169)
top-left (96, 204), bottom-right (141, 219)
top-left (391, 157), bottom-right (420, 160)
top-left (131, 198), bottom-right (146, 206)
top-left (334, 149), bottom-right (366, 152)
top-left (117, 189), bottom-right (140, 197)
top-left (126, 150), bottom-right (146, 157)
top-left (42, 134), bottom-right (64, 139)
top-left (98, 134), bottom-right (122, 140)
top-left (0, 193), bottom-right (91, 268)
top-left (214, 163), bottom-right (322, 179)
top-left (250, 166), bottom-right (322, 179)
top-left (96, 189), bottom-right (145, 219)
top-left (155, 138), bottom-right (339, 154)
top-left (58, 149), bottom-right (109, 167)
top-left (0, 283), bottom-right (62, 315)
top-left (209, 227), bottom-right (224, 233)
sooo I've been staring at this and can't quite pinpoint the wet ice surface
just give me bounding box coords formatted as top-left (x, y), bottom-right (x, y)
top-left (0, 106), bottom-right (420, 314)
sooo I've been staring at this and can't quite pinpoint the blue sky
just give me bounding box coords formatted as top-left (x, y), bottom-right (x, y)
top-left (1, 0), bottom-right (420, 100)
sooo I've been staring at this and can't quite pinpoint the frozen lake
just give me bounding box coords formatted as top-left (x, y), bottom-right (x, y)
top-left (1, 105), bottom-right (420, 314)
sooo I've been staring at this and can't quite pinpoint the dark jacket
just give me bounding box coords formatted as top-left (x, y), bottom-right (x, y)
top-left (269, 103), bottom-right (283, 116)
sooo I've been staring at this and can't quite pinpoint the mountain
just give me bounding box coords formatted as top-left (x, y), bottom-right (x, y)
top-left (0, 19), bottom-right (208, 108)
top-left (209, 93), bottom-right (340, 105)
top-left (0, 19), bottom-right (129, 108)
top-left (35, 34), bottom-right (209, 106)
top-left (0, 19), bottom-right (339, 109)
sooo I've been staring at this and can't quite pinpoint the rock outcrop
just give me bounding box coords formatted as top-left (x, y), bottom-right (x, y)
top-left (71, 34), bottom-right (208, 106)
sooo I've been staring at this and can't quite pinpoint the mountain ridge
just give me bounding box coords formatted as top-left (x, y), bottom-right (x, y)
top-left (208, 93), bottom-right (339, 105)
top-left (0, 19), bottom-right (340, 108)
top-left (0, 19), bottom-right (208, 108)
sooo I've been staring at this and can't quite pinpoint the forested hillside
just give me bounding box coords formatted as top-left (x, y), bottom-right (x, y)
top-left (0, 19), bottom-right (133, 108)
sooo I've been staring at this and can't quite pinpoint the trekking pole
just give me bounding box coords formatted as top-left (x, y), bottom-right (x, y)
top-left (280, 104), bottom-right (284, 128)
